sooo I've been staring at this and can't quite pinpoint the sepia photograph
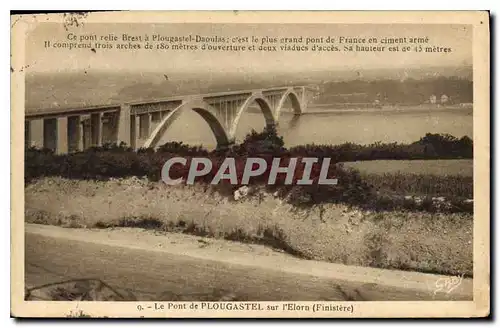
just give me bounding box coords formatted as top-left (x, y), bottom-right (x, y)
top-left (11, 11), bottom-right (489, 318)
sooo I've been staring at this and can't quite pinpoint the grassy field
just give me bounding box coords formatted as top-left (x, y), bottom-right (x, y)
top-left (363, 173), bottom-right (473, 199)
top-left (342, 159), bottom-right (473, 177)
top-left (341, 159), bottom-right (473, 199)
top-left (25, 177), bottom-right (473, 276)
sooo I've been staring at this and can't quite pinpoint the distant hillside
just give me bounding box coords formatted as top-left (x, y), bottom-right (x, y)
top-left (25, 65), bottom-right (473, 112)
top-left (317, 77), bottom-right (473, 105)
top-left (309, 65), bottom-right (473, 83)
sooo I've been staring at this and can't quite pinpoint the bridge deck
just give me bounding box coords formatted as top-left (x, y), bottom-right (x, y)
top-left (25, 85), bottom-right (317, 118)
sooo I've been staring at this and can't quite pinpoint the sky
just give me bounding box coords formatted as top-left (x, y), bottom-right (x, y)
top-left (25, 23), bottom-right (472, 75)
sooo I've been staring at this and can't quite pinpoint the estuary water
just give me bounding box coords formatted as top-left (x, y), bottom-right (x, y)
top-left (159, 106), bottom-right (473, 149)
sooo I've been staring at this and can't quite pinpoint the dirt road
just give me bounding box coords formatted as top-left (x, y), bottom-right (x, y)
top-left (24, 224), bottom-right (472, 301)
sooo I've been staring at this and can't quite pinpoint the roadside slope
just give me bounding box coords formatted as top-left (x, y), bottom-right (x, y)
top-left (25, 177), bottom-right (473, 276)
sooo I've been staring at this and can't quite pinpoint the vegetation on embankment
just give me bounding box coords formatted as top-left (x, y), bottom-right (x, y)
top-left (25, 177), bottom-right (473, 277)
top-left (25, 128), bottom-right (473, 213)
top-left (286, 132), bottom-right (473, 161)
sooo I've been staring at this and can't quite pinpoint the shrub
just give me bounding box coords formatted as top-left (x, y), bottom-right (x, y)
top-left (24, 131), bottom-right (473, 213)
top-left (157, 141), bottom-right (209, 157)
top-left (416, 133), bottom-right (473, 159)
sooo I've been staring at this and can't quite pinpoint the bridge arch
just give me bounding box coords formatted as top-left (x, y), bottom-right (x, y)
top-left (228, 92), bottom-right (275, 139)
top-left (143, 99), bottom-right (231, 149)
top-left (274, 88), bottom-right (303, 122)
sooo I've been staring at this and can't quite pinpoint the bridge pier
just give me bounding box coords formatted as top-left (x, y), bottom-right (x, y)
top-left (133, 115), bottom-right (140, 149)
top-left (67, 116), bottom-right (80, 152)
top-left (117, 104), bottom-right (131, 147)
top-left (27, 119), bottom-right (44, 149)
top-left (43, 118), bottom-right (57, 151)
top-left (148, 113), bottom-right (152, 136)
top-left (77, 117), bottom-right (84, 151)
top-left (56, 117), bottom-right (68, 154)
top-left (90, 113), bottom-right (103, 147)
top-left (80, 115), bottom-right (91, 150)
top-left (136, 114), bottom-right (151, 148)
top-left (151, 112), bottom-right (161, 133)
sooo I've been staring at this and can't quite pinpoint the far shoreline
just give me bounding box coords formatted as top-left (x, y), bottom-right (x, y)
top-left (298, 104), bottom-right (473, 115)
top-left (242, 103), bottom-right (473, 116)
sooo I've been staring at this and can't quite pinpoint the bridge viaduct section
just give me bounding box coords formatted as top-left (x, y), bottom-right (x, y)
top-left (25, 86), bottom-right (316, 154)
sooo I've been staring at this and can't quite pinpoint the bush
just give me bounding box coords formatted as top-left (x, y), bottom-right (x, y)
top-left (416, 133), bottom-right (473, 158)
top-left (218, 126), bottom-right (287, 157)
top-left (157, 141), bottom-right (209, 157)
top-left (24, 131), bottom-right (473, 213)
top-left (288, 133), bottom-right (473, 161)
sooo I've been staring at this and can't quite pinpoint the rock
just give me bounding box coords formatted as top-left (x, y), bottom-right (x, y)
top-left (350, 210), bottom-right (361, 218)
top-left (234, 186), bottom-right (250, 201)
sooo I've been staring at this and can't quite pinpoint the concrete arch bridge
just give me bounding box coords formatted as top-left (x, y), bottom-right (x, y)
top-left (25, 86), bottom-right (318, 153)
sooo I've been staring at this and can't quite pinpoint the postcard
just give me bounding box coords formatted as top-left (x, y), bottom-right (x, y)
top-left (11, 11), bottom-right (490, 318)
